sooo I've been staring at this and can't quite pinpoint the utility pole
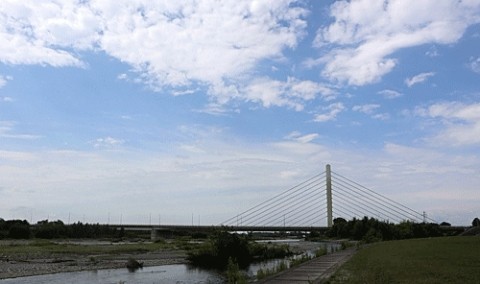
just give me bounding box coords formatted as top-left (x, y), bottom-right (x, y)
top-left (326, 164), bottom-right (333, 228)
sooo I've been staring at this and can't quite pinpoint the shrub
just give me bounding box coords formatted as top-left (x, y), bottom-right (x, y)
top-left (187, 231), bottom-right (251, 269)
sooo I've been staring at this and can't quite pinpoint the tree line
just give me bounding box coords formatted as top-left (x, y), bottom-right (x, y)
top-left (1, 216), bottom-right (479, 240)
top-left (324, 216), bottom-right (478, 242)
top-left (0, 219), bottom-right (121, 239)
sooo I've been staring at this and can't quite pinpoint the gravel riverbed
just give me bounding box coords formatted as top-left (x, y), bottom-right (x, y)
top-left (0, 240), bottom-right (187, 280)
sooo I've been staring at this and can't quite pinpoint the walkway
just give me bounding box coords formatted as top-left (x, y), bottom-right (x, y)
top-left (258, 247), bottom-right (356, 284)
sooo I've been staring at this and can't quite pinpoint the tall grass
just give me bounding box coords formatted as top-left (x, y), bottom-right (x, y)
top-left (256, 260), bottom-right (289, 280)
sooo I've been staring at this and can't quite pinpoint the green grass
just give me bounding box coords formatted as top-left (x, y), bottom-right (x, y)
top-left (329, 237), bottom-right (480, 284)
top-left (0, 240), bottom-right (174, 256)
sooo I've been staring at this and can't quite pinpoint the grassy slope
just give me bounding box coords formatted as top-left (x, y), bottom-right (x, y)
top-left (329, 237), bottom-right (480, 284)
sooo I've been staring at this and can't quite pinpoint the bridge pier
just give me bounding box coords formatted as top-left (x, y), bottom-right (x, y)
top-left (326, 164), bottom-right (333, 228)
top-left (151, 228), bottom-right (158, 241)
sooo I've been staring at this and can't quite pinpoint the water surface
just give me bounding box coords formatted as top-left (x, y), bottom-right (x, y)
top-left (0, 264), bottom-right (224, 284)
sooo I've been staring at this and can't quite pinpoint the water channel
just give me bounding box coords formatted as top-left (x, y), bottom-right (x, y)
top-left (0, 241), bottom-right (340, 283)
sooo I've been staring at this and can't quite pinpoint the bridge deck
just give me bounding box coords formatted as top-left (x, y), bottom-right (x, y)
top-left (105, 224), bottom-right (328, 232)
top-left (258, 247), bottom-right (356, 284)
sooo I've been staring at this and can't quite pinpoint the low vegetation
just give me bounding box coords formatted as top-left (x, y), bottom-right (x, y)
top-left (328, 237), bottom-right (480, 283)
top-left (0, 239), bottom-right (171, 256)
top-left (186, 231), bottom-right (293, 269)
top-left (256, 260), bottom-right (289, 280)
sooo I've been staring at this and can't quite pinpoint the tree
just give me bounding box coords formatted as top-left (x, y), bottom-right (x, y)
top-left (6, 220), bottom-right (31, 239)
top-left (35, 220), bottom-right (68, 239)
top-left (472, 217), bottom-right (480, 227)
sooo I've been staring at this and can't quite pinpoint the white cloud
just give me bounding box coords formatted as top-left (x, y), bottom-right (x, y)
top-left (469, 56), bottom-right (480, 74)
top-left (117, 73), bottom-right (128, 80)
top-left (425, 46), bottom-right (440, 57)
top-left (352, 104), bottom-right (390, 120)
top-left (378, 89), bottom-right (403, 99)
top-left (417, 101), bottom-right (480, 146)
top-left (352, 104), bottom-right (380, 115)
top-left (285, 131), bottom-right (319, 143)
top-left (314, 0), bottom-right (480, 85)
top-left (0, 121), bottom-right (40, 139)
top-left (91, 136), bottom-right (125, 149)
top-left (0, 0), bottom-right (309, 106)
top-left (372, 113), bottom-right (390, 120)
top-left (0, 75), bottom-right (12, 88)
top-left (405, 72), bottom-right (435, 87)
top-left (1, 96), bottom-right (13, 102)
top-left (314, 102), bottom-right (345, 122)
top-left (195, 103), bottom-right (233, 116)
top-left (91, 0), bottom-right (308, 97)
top-left (0, 1), bottom-right (93, 66)
top-left (242, 77), bottom-right (335, 111)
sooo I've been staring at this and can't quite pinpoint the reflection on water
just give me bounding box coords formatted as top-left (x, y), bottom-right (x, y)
top-left (0, 265), bottom-right (225, 284)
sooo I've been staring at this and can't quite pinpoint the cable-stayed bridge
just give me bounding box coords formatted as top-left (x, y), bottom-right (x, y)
top-left (108, 165), bottom-right (437, 239)
top-left (220, 164), bottom-right (435, 230)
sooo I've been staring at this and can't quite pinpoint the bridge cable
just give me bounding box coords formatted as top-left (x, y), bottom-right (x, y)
top-left (332, 171), bottom-right (435, 223)
top-left (332, 182), bottom-right (411, 222)
top-left (221, 172), bottom-right (326, 226)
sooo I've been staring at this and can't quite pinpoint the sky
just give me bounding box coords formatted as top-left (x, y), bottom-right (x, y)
top-left (0, 0), bottom-right (479, 226)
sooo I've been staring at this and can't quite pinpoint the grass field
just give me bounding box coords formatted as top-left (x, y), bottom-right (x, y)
top-left (328, 237), bottom-right (480, 284)
top-left (0, 239), bottom-right (178, 256)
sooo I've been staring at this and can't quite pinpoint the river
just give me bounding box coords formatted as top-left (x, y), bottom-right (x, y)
top-left (0, 264), bottom-right (225, 284)
top-left (0, 241), bottom-right (340, 283)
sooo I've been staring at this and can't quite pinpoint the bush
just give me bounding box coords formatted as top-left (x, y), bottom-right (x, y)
top-left (188, 231), bottom-right (292, 270)
top-left (188, 231), bottom-right (251, 269)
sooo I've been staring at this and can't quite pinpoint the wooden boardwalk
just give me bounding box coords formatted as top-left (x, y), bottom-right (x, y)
top-left (258, 247), bottom-right (356, 284)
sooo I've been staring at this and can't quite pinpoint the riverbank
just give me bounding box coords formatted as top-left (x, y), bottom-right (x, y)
top-left (0, 239), bottom-right (327, 280)
top-left (0, 240), bottom-right (187, 279)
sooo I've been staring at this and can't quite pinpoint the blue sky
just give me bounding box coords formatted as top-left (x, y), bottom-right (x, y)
top-left (1, 0), bottom-right (479, 226)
